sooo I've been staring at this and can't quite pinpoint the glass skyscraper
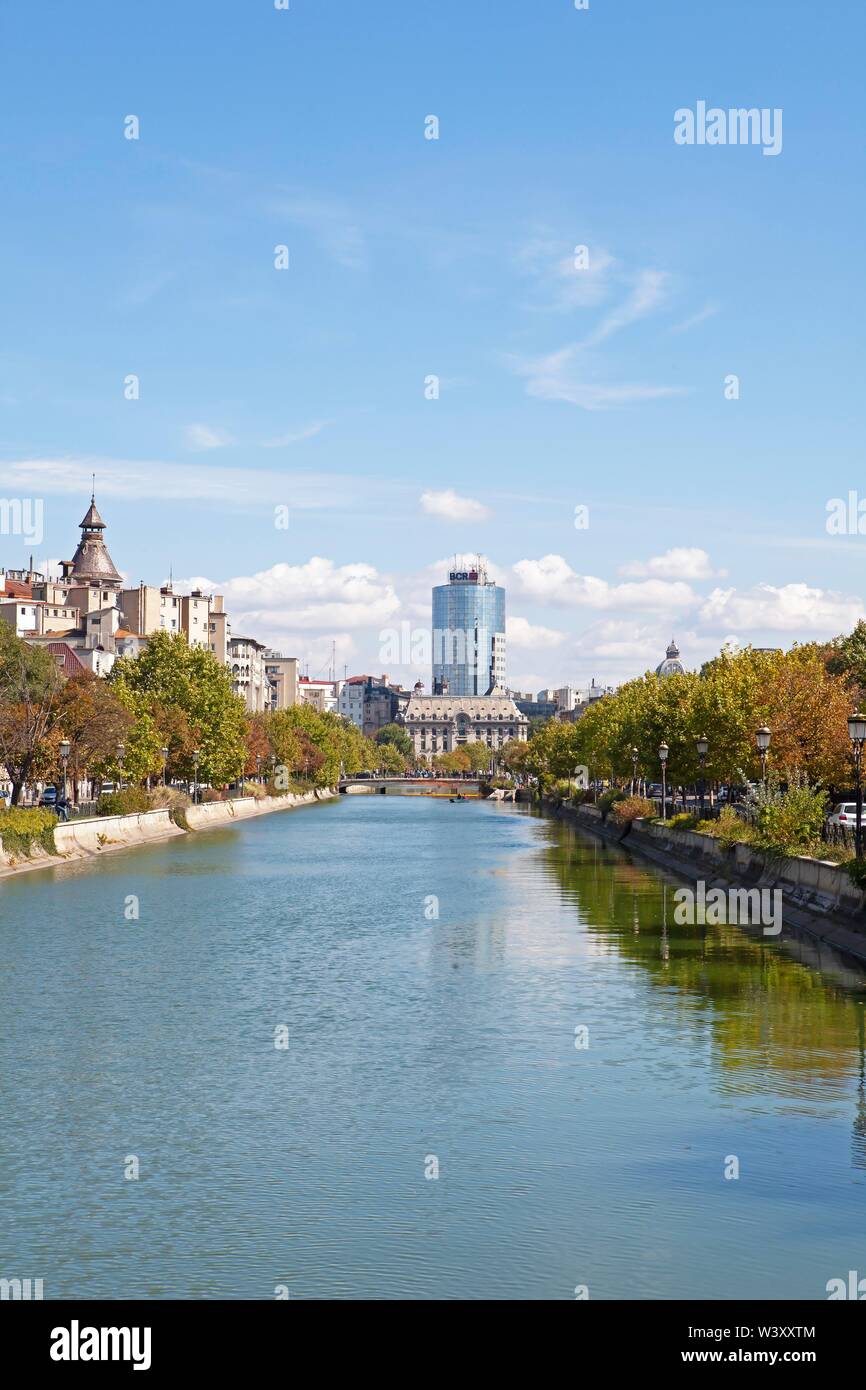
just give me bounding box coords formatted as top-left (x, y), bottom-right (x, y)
top-left (431, 562), bottom-right (506, 696)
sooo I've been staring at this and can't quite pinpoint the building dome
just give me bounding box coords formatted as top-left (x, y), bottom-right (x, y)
top-left (656, 637), bottom-right (685, 678)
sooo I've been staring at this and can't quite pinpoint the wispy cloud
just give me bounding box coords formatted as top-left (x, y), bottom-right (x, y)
top-left (669, 301), bottom-right (719, 335)
top-left (582, 269), bottom-right (670, 347)
top-left (185, 423), bottom-right (233, 451)
top-left (4, 456), bottom-right (375, 510)
top-left (267, 193), bottom-right (367, 270)
top-left (261, 421), bottom-right (328, 448)
top-left (510, 345), bottom-right (683, 411)
top-left (513, 231), bottom-right (616, 312)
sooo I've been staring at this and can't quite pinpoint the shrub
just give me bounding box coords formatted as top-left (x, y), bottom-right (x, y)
top-left (667, 812), bottom-right (698, 831)
top-left (598, 789), bottom-right (627, 817)
top-left (745, 772), bottom-right (828, 857)
top-left (846, 857), bottom-right (866, 889)
top-left (96, 788), bottom-right (150, 817)
top-left (696, 805), bottom-right (755, 848)
top-left (570, 788), bottom-right (593, 806)
top-left (200, 788), bottom-right (223, 803)
top-left (0, 807), bottom-right (57, 857)
top-left (611, 795), bottom-right (656, 825)
top-left (147, 786), bottom-right (191, 812)
top-left (169, 806), bottom-right (190, 831)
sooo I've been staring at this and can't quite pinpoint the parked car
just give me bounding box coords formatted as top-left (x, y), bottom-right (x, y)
top-left (827, 802), bottom-right (866, 827)
top-left (39, 786), bottom-right (58, 807)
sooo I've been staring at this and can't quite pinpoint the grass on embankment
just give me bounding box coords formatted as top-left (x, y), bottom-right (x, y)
top-left (0, 807), bottom-right (58, 858)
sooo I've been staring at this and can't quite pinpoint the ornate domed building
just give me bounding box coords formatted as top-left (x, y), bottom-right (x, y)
top-left (656, 638), bottom-right (685, 678)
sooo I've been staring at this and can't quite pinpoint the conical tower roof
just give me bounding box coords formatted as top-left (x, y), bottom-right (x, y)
top-left (69, 494), bottom-right (122, 584)
top-left (78, 498), bottom-right (107, 530)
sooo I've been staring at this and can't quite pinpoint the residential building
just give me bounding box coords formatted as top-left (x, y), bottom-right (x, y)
top-left (263, 653), bottom-right (299, 710)
top-left (228, 635), bottom-right (269, 713)
top-left (431, 560), bottom-right (506, 697)
top-left (339, 674), bottom-right (403, 738)
top-left (208, 596), bottom-right (230, 664)
top-left (298, 677), bottom-right (340, 713)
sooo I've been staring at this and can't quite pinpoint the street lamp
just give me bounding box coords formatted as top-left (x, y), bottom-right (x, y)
top-left (161, 746), bottom-right (169, 788)
top-left (116, 742), bottom-right (125, 791)
top-left (756, 726), bottom-right (771, 785)
top-left (192, 749), bottom-right (200, 805)
top-left (659, 742), bottom-right (669, 822)
top-left (631, 746), bottom-right (638, 796)
top-left (848, 712), bottom-right (866, 857)
top-left (255, 754), bottom-right (262, 786)
top-left (59, 738), bottom-right (70, 806)
top-left (696, 733), bottom-right (708, 819)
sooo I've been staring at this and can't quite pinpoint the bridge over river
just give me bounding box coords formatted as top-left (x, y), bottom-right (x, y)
top-left (339, 776), bottom-right (482, 795)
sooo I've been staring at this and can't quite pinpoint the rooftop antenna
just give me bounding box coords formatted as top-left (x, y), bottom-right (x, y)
top-left (91, 471), bottom-right (96, 501)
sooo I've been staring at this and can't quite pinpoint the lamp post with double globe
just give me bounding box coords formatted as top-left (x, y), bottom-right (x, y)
top-left (847, 712), bottom-right (866, 858)
top-left (696, 734), bottom-right (708, 819)
top-left (756, 726), bottom-right (771, 786)
top-left (659, 742), bottom-right (669, 822)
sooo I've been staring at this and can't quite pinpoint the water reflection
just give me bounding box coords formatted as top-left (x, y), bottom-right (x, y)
top-left (542, 818), bottom-right (866, 1127)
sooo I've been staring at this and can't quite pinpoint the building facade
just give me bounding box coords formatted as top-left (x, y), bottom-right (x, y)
top-left (401, 685), bottom-right (528, 762)
top-left (228, 635), bottom-right (269, 712)
top-left (431, 562), bottom-right (505, 697)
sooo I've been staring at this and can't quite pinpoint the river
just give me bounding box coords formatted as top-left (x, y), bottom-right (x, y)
top-left (2, 795), bottom-right (866, 1299)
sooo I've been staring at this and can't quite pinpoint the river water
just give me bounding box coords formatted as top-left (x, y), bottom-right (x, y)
top-left (2, 795), bottom-right (866, 1300)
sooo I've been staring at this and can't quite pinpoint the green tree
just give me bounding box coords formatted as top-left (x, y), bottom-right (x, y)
top-left (110, 631), bottom-right (247, 785)
top-left (375, 722), bottom-right (413, 757)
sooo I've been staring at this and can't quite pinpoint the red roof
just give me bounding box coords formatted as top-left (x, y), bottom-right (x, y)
top-left (2, 580), bottom-right (33, 598)
top-left (46, 642), bottom-right (88, 677)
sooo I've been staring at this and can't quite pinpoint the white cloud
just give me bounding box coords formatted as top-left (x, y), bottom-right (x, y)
top-left (511, 345), bottom-right (683, 411)
top-left (179, 558), bottom-right (401, 640)
top-left (619, 548), bottom-right (725, 581)
top-left (260, 422), bottom-right (327, 448)
top-left (699, 583), bottom-right (863, 634)
top-left (420, 489), bottom-right (490, 522)
top-left (185, 423), bottom-right (233, 451)
top-left (506, 615), bottom-right (566, 650)
top-left (513, 555), bottom-right (696, 610)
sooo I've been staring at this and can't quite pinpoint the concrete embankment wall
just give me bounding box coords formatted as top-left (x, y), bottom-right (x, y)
top-left (551, 800), bottom-right (866, 965)
top-left (0, 789), bottom-right (336, 878)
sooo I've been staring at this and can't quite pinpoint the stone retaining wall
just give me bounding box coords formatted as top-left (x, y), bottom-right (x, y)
top-left (0, 789), bottom-right (336, 878)
top-left (550, 800), bottom-right (866, 965)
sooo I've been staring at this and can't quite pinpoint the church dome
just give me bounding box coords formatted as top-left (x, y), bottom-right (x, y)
top-left (656, 638), bottom-right (685, 678)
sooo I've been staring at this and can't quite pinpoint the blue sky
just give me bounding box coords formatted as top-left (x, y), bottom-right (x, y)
top-left (2, 0), bottom-right (865, 689)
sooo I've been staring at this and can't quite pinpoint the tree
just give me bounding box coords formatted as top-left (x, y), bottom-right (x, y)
top-left (110, 631), bottom-right (247, 785)
top-left (53, 672), bottom-right (133, 800)
top-left (0, 626), bottom-right (62, 804)
top-left (375, 722), bottom-right (413, 758)
top-left (377, 742), bottom-right (406, 775)
top-left (827, 620), bottom-right (866, 698)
